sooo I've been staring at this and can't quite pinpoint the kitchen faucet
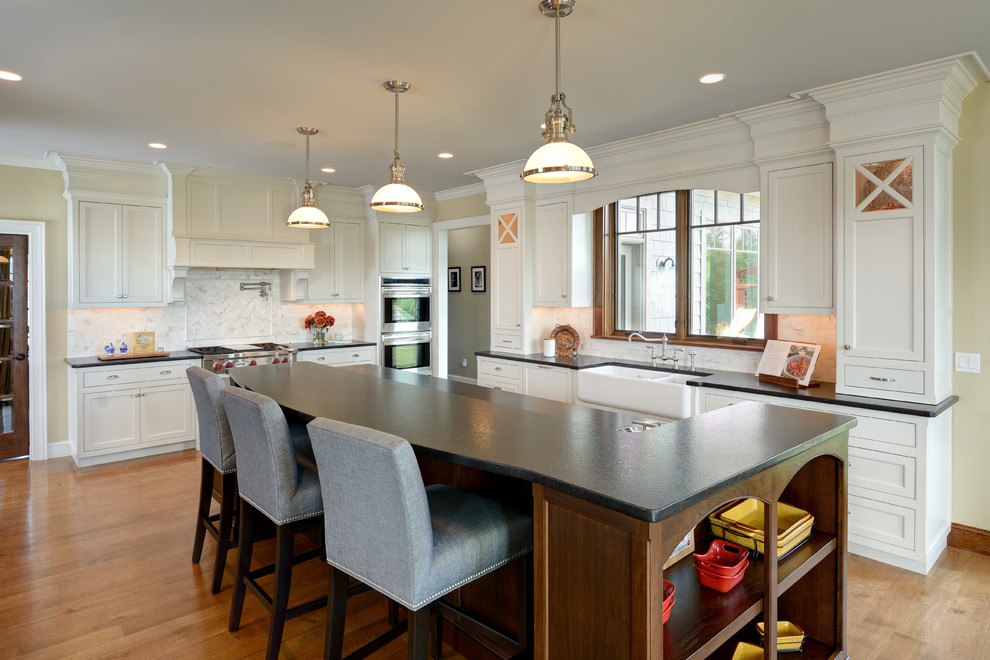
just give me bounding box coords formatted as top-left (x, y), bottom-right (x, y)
top-left (628, 332), bottom-right (683, 368)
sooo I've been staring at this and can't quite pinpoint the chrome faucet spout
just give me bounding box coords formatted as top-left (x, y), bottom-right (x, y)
top-left (627, 332), bottom-right (648, 342)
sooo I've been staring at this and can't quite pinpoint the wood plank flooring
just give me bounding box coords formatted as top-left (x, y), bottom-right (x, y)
top-left (2, 450), bottom-right (989, 659)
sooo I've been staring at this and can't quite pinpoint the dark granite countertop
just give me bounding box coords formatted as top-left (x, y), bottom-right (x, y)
top-left (66, 340), bottom-right (377, 368)
top-left (475, 350), bottom-right (957, 418)
top-left (229, 362), bottom-right (855, 522)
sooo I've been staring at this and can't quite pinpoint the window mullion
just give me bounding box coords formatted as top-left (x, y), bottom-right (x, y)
top-left (675, 190), bottom-right (690, 340)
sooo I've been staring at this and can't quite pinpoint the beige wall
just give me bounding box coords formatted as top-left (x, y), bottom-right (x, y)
top-left (445, 225), bottom-right (491, 380)
top-left (951, 82), bottom-right (990, 530)
top-left (435, 192), bottom-right (488, 222)
top-left (0, 164), bottom-right (69, 450)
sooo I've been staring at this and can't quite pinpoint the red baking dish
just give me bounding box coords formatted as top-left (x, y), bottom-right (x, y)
top-left (695, 558), bottom-right (748, 592)
top-left (696, 556), bottom-right (748, 578)
top-left (693, 539), bottom-right (749, 575)
top-left (662, 580), bottom-right (675, 624)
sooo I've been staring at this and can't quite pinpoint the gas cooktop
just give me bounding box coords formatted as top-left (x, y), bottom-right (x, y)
top-left (187, 343), bottom-right (294, 356)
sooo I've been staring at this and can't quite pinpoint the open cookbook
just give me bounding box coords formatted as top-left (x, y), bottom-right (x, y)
top-left (755, 340), bottom-right (821, 387)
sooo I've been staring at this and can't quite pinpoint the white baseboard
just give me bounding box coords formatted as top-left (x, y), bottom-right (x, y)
top-left (44, 441), bottom-right (73, 460)
top-left (446, 374), bottom-right (478, 385)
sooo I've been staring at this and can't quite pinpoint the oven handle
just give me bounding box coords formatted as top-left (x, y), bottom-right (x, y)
top-left (382, 286), bottom-right (431, 298)
top-left (382, 332), bottom-right (432, 346)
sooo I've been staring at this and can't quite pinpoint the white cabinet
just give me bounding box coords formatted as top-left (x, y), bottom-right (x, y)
top-left (491, 208), bottom-right (526, 354)
top-left (298, 346), bottom-right (376, 367)
top-left (75, 201), bottom-right (165, 306)
top-left (523, 363), bottom-right (573, 403)
top-left (305, 221), bottom-right (364, 302)
top-left (477, 356), bottom-right (522, 393)
top-left (380, 221), bottom-right (430, 275)
top-left (533, 202), bottom-right (592, 307)
top-left (760, 162), bottom-right (833, 314)
top-left (699, 387), bottom-right (952, 574)
top-left (71, 360), bottom-right (199, 466)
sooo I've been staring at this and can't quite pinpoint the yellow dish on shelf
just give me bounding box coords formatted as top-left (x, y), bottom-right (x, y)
top-left (709, 498), bottom-right (815, 557)
top-left (731, 641), bottom-right (764, 660)
top-left (711, 524), bottom-right (812, 558)
top-left (757, 620), bottom-right (807, 650)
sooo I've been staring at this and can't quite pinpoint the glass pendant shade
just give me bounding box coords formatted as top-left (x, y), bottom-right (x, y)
top-left (521, 139), bottom-right (597, 183)
top-left (287, 127), bottom-right (330, 229)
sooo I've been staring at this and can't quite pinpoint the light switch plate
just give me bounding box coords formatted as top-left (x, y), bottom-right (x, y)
top-left (955, 352), bottom-right (981, 374)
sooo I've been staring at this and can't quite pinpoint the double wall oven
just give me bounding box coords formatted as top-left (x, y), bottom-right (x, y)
top-left (380, 277), bottom-right (431, 374)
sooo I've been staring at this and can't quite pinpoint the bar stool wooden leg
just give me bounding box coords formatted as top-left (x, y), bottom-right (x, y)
top-left (408, 606), bottom-right (431, 660)
top-left (211, 471), bottom-right (237, 594)
top-left (229, 499), bottom-right (255, 632)
top-left (431, 606), bottom-right (442, 660)
top-left (191, 458), bottom-right (213, 564)
top-left (266, 523), bottom-right (296, 660)
top-left (324, 566), bottom-right (349, 660)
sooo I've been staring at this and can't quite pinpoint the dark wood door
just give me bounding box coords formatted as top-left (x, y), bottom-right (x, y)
top-left (0, 235), bottom-right (29, 460)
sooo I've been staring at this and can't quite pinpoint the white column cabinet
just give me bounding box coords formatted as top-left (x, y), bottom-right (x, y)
top-left (491, 208), bottom-right (525, 351)
top-left (760, 162), bottom-right (834, 314)
top-left (533, 202), bottom-right (592, 308)
top-left (380, 221), bottom-right (431, 275)
top-left (305, 221), bottom-right (364, 302)
top-left (76, 201), bottom-right (165, 306)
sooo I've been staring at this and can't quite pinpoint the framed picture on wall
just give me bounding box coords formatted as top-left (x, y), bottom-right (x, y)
top-left (471, 266), bottom-right (486, 292)
top-left (448, 267), bottom-right (461, 292)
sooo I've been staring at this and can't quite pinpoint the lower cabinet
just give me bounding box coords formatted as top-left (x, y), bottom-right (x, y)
top-left (297, 346), bottom-right (376, 367)
top-left (700, 389), bottom-right (952, 574)
top-left (477, 356), bottom-right (574, 403)
top-left (71, 359), bottom-right (199, 466)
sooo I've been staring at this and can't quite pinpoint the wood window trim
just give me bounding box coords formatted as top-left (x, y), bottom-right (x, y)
top-left (591, 202), bottom-right (777, 352)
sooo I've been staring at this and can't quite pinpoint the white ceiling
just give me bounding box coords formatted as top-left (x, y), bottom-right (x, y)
top-left (2, 0), bottom-right (988, 195)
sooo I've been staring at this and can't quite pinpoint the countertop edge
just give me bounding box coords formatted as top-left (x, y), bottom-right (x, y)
top-left (66, 341), bottom-right (378, 368)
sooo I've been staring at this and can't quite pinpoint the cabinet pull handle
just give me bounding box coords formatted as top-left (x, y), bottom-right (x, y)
top-left (159, 370), bottom-right (171, 375)
top-left (538, 365), bottom-right (551, 370)
top-left (493, 385), bottom-right (502, 390)
top-left (495, 367), bottom-right (503, 372)
top-left (561, 294), bottom-right (566, 299)
top-left (317, 357), bottom-right (325, 361)
top-left (352, 354), bottom-right (360, 358)
top-left (502, 340), bottom-right (512, 344)
top-left (869, 376), bottom-right (895, 382)
top-left (107, 374), bottom-right (120, 380)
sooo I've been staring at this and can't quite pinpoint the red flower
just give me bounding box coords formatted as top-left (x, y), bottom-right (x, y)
top-left (304, 311), bottom-right (335, 330)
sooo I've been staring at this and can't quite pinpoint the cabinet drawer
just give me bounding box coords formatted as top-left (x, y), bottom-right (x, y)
top-left (701, 392), bottom-right (750, 412)
top-left (478, 359), bottom-right (521, 381)
top-left (849, 495), bottom-right (916, 551)
top-left (849, 446), bottom-right (916, 499)
top-left (849, 414), bottom-right (916, 449)
top-left (492, 332), bottom-right (522, 351)
top-left (82, 363), bottom-right (190, 388)
top-left (844, 365), bottom-right (925, 395)
top-left (302, 347), bottom-right (376, 366)
top-left (477, 376), bottom-right (521, 393)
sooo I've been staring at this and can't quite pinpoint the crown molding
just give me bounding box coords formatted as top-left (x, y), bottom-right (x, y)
top-left (0, 152), bottom-right (61, 170)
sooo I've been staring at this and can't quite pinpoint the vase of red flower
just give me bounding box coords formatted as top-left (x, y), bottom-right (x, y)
top-left (304, 310), bottom-right (335, 346)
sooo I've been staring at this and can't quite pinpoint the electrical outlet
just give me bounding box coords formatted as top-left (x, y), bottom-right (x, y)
top-left (461, 358), bottom-right (468, 368)
top-left (955, 352), bottom-right (981, 374)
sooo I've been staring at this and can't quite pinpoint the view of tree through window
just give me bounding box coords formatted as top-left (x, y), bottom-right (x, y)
top-left (606, 189), bottom-right (763, 343)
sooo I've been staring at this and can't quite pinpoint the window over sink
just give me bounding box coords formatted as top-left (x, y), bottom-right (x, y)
top-left (595, 189), bottom-right (767, 347)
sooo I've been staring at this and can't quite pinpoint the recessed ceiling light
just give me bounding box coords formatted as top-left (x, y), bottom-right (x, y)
top-left (148, 142), bottom-right (168, 149)
top-left (0, 70), bottom-right (23, 82)
top-left (699, 73), bottom-right (726, 85)
top-left (438, 153), bottom-right (453, 159)
top-left (321, 167), bottom-right (335, 173)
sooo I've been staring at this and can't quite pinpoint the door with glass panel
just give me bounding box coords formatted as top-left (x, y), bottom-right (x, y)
top-left (0, 235), bottom-right (28, 460)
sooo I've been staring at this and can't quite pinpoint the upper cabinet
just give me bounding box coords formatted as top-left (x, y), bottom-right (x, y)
top-left (760, 162), bottom-right (834, 314)
top-left (301, 221), bottom-right (364, 302)
top-left (75, 201), bottom-right (165, 306)
top-left (380, 221), bottom-right (430, 275)
top-left (532, 201), bottom-right (592, 308)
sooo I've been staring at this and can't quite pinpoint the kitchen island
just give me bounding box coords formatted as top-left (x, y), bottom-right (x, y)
top-left (229, 362), bottom-right (855, 659)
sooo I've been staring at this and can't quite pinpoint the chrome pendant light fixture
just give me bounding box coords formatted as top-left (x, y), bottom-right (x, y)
top-left (521, 0), bottom-right (598, 183)
top-left (286, 127), bottom-right (331, 228)
top-left (370, 80), bottom-right (424, 213)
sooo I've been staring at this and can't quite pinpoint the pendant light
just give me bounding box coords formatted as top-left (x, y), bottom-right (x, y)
top-left (521, 0), bottom-right (598, 183)
top-left (286, 127), bottom-right (331, 229)
top-left (370, 81), bottom-right (424, 213)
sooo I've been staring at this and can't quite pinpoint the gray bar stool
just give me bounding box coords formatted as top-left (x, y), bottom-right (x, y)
top-left (187, 366), bottom-right (238, 594)
top-left (307, 417), bottom-right (534, 660)
top-left (221, 386), bottom-right (326, 660)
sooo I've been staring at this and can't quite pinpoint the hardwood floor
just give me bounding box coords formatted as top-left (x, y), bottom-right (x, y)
top-left (2, 450), bottom-right (989, 659)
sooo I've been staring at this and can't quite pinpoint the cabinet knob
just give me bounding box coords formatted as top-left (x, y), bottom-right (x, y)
top-left (843, 344), bottom-right (851, 350)
top-left (493, 385), bottom-right (502, 390)
top-left (561, 294), bottom-right (567, 299)
top-left (317, 357), bottom-right (325, 361)
top-left (351, 354), bottom-right (360, 358)
top-left (766, 295), bottom-right (774, 302)
top-left (515, 323), bottom-right (520, 327)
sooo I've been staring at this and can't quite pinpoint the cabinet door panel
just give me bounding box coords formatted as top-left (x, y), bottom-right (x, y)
top-left (306, 228), bottom-right (334, 300)
top-left (849, 496), bottom-right (916, 551)
top-left (534, 202), bottom-right (568, 305)
top-left (524, 365), bottom-right (571, 403)
top-left (403, 224), bottom-right (431, 274)
top-left (83, 389), bottom-right (141, 452)
top-left (334, 222), bottom-right (364, 300)
top-left (493, 246), bottom-right (521, 330)
top-left (849, 446), bottom-right (916, 499)
top-left (141, 385), bottom-right (194, 445)
top-left (380, 222), bottom-right (405, 273)
top-left (121, 205), bottom-right (163, 303)
top-left (78, 202), bottom-right (122, 303)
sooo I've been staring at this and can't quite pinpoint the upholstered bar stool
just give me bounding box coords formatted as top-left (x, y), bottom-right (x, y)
top-left (221, 387), bottom-right (327, 660)
top-left (307, 417), bottom-right (534, 660)
top-left (187, 366), bottom-right (239, 594)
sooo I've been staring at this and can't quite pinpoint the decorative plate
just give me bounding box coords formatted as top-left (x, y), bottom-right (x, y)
top-left (549, 324), bottom-right (580, 357)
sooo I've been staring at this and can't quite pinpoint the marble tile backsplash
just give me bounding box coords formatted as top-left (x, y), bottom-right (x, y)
top-left (548, 308), bottom-right (837, 382)
top-left (67, 269), bottom-right (358, 357)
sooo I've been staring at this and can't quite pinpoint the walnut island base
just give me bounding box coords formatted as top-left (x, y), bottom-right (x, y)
top-left (228, 362), bottom-right (853, 660)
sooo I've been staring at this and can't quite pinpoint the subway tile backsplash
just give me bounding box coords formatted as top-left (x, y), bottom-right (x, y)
top-left (67, 269), bottom-right (358, 357)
